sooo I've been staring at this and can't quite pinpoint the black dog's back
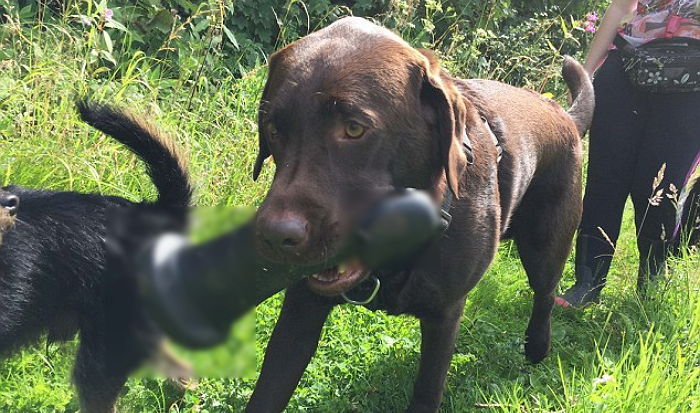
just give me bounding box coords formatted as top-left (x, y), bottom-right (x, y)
top-left (0, 102), bottom-right (191, 412)
top-left (0, 187), bottom-right (127, 348)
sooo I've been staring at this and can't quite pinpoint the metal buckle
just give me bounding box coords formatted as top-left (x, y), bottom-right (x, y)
top-left (439, 208), bottom-right (452, 232)
top-left (341, 275), bottom-right (381, 305)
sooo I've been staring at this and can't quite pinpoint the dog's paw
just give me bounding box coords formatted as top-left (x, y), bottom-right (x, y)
top-left (524, 330), bottom-right (551, 364)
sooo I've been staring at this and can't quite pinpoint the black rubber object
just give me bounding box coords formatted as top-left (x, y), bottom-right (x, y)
top-left (139, 189), bottom-right (446, 348)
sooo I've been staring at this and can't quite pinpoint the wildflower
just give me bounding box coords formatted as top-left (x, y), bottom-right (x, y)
top-left (649, 188), bottom-right (664, 206)
top-left (583, 11), bottom-right (599, 33)
top-left (104, 8), bottom-right (113, 21)
top-left (79, 15), bottom-right (93, 26)
top-left (584, 21), bottom-right (597, 33)
top-left (652, 163), bottom-right (666, 190)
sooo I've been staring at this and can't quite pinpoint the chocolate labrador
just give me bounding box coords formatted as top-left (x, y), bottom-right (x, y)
top-left (248, 17), bottom-right (594, 412)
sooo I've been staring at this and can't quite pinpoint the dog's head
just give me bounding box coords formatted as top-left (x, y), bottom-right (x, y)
top-left (0, 188), bottom-right (19, 241)
top-left (253, 17), bottom-right (469, 295)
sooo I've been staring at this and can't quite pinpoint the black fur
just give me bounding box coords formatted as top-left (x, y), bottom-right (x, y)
top-left (0, 102), bottom-right (192, 413)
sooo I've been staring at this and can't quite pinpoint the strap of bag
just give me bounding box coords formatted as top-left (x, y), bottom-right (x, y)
top-left (666, 13), bottom-right (682, 38)
top-left (613, 34), bottom-right (631, 51)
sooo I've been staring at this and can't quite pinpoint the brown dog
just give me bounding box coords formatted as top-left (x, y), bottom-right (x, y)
top-left (248, 17), bottom-right (594, 412)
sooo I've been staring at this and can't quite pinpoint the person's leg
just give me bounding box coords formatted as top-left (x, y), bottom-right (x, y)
top-left (675, 151), bottom-right (700, 248)
top-left (630, 91), bottom-right (700, 291)
top-left (559, 51), bottom-right (649, 307)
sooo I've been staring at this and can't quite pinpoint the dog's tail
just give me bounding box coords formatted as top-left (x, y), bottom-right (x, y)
top-left (77, 101), bottom-right (192, 208)
top-left (562, 55), bottom-right (595, 137)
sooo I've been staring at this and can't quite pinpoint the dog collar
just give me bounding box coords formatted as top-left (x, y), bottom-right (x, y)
top-left (341, 130), bottom-right (473, 307)
top-left (340, 274), bottom-right (381, 305)
top-left (341, 122), bottom-right (503, 307)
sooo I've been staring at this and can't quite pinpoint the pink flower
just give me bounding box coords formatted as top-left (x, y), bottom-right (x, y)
top-left (104, 8), bottom-right (113, 21)
top-left (583, 12), bottom-right (598, 34)
top-left (584, 21), bottom-right (597, 33)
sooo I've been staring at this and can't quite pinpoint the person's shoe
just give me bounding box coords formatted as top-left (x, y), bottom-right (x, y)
top-left (557, 235), bottom-right (613, 309)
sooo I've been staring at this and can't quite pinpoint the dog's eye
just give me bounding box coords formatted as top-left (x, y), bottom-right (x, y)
top-left (345, 122), bottom-right (365, 139)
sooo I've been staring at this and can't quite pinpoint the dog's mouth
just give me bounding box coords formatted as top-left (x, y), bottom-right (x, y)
top-left (306, 258), bottom-right (369, 296)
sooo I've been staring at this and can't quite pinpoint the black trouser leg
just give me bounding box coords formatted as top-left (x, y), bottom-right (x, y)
top-left (560, 51), bottom-right (647, 306)
top-left (636, 236), bottom-right (669, 292)
top-left (630, 89), bottom-right (700, 289)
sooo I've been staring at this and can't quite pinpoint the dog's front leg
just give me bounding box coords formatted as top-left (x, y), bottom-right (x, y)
top-left (246, 282), bottom-right (334, 413)
top-left (406, 303), bottom-right (464, 413)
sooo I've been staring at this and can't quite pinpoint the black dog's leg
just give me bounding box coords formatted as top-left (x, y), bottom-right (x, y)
top-left (73, 319), bottom-right (154, 413)
top-left (246, 282), bottom-right (335, 413)
top-left (73, 334), bottom-right (126, 413)
top-left (406, 302), bottom-right (464, 413)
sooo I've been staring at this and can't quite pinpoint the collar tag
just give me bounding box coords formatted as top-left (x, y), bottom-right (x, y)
top-left (341, 274), bottom-right (381, 305)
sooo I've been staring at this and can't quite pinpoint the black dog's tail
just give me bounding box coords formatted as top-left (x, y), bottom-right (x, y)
top-left (77, 101), bottom-right (192, 208)
top-left (562, 55), bottom-right (595, 137)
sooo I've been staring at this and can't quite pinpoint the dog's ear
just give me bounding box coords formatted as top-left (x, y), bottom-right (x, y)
top-left (253, 86), bottom-right (272, 181)
top-left (417, 49), bottom-right (468, 198)
top-left (253, 54), bottom-right (282, 181)
top-left (253, 100), bottom-right (271, 181)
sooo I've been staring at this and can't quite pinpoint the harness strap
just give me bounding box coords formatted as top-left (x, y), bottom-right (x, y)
top-left (462, 130), bottom-right (475, 165)
top-left (482, 117), bottom-right (502, 163)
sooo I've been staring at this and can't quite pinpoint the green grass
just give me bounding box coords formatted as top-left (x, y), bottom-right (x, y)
top-left (1, 15), bottom-right (699, 413)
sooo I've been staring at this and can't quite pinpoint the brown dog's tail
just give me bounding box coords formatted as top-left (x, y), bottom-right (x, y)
top-left (77, 100), bottom-right (192, 209)
top-left (562, 55), bottom-right (595, 137)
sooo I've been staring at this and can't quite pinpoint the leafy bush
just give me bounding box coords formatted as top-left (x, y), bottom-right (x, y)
top-left (0, 0), bottom-right (608, 97)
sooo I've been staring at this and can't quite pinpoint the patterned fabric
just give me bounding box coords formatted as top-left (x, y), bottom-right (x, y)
top-left (619, 0), bottom-right (700, 47)
top-left (617, 36), bottom-right (700, 92)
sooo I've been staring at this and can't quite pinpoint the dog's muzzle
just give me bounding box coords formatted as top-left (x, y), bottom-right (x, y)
top-left (138, 188), bottom-right (447, 349)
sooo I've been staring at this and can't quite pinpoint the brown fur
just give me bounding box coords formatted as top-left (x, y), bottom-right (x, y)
top-left (0, 209), bottom-right (14, 245)
top-left (248, 17), bottom-right (594, 412)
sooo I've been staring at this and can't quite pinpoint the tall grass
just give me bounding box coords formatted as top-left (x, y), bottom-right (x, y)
top-left (0, 2), bottom-right (699, 412)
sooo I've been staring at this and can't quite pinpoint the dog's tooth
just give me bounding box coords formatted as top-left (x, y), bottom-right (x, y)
top-left (337, 263), bottom-right (347, 276)
top-left (312, 274), bottom-right (321, 280)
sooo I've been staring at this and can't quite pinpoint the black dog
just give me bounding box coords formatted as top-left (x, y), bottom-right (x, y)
top-left (0, 102), bottom-right (192, 413)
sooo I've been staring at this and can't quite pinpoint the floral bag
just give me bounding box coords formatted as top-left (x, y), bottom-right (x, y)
top-left (616, 35), bottom-right (700, 93)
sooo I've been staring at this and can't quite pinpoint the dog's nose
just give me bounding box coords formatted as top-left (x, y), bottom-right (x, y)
top-left (260, 215), bottom-right (310, 255)
top-left (0, 194), bottom-right (19, 216)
